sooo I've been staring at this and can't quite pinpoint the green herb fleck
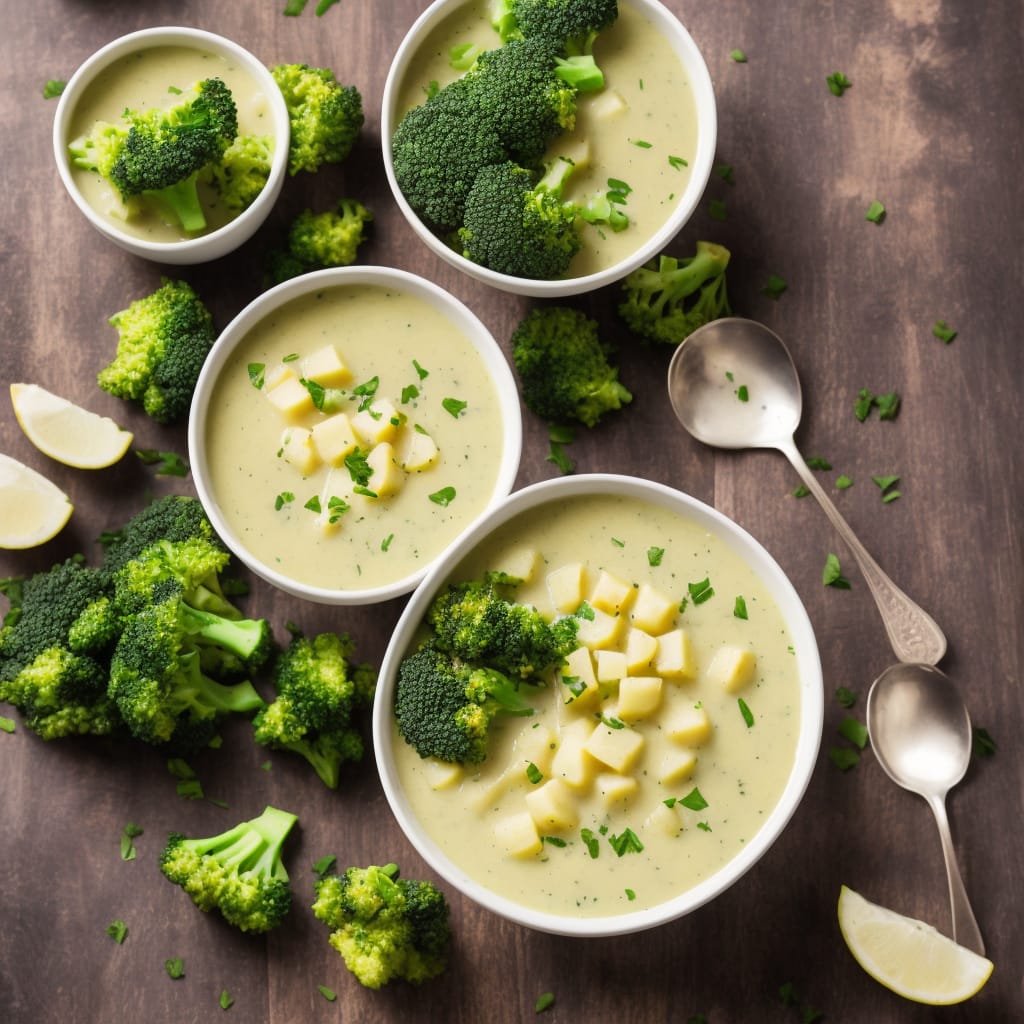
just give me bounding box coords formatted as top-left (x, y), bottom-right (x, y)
top-left (611, 537), bottom-right (625, 548)
top-left (854, 388), bottom-right (874, 421)
top-left (247, 362), bottom-right (266, 388)
top-left (0, 715), bottom-right (15, 734)
top-left (220, 989), bottom-right (234, 1010)
top-left (106, 919), bottom-right (128, 944)
top-left (715, 163), bottom-right (735, 185)
top-left (823, 553), bottom-right (851, 589)
top-left (668, 154), bottom-right (689, 170)
top-left (135, 449), bottom-right (188, 477)
top-left (680, 786), bottom-right (709, 811)
top-left (932, 320), bottom-right (958, 344)
top-left (526, 762), bottom-right (544, 785)
top-left (401, 384), bottom-right (419, 403)
top-left (630, 138), bottom-right (653, 148)
top-left (738, 698), bottom-right (755, 728)
top-left (304, 496), bottom-right (321, 513)
top-left (312, 855), bottom-right (337, 876)
top-left (829, 746), bottom-right (860, 771)
top-left (734, 595), bottom-right (748, 620)
top-left (575, 601), bottom-right (596, 621)
top-left (381, 533), bottom-right (394, 552)
top-left (412, 359), bottom-right (429, 379)
top-left (729, 48), bottom-right (747, 62)
top-left (442, 397), bottom-right (467, 418)
top-left (547, 437), bottom-right (575, 475)
top-left (826, 70), bottom-right (852, 95)
top-left (274, 492), bottom-right (295, 511)
top-left (429, 486), bottom-right (456, 507)
top-left (972, 726), bottom-right (996, 758)
top-left (865, 199), bottom-right (886, 223)
top-left (165, 957), bottom-right (185, 979)
top-left (43, 79), bottom-right (66, 98)
top-left (317, 985), bottom-right (337, 1002)
top-left (838, 716), bottom-right (868, 749)
top-left (688, 577), bottom-right (714, 605)
top-left (542, 835), bottom-right (567, 848)
top-left (608, 827), bottom-right (644, 856)
top-left (835, 475), bottom-right (853, 490)
top-left (345, 449), bottom-right (373, 486)
top-left (625, 888), bottom-right (637, 900)
top-left (647, 546), bottom-right (665, 566)
top-left (581, 828), bottom-right (600, 859)
top-left (536, 992), bottom-right (555, 1013)
top-left (806, 456), bottom-right (832, 471)
top-left (736, 384), bottom-right (750, 402)
top-left (708, 198), bottom-right (727, 220)
top-left (120, 823), bottom-right (143, 861)
top-left (761, 274), bottom-right (788, 300)
top-left (696, 821), bottom-right (712, 832)
top-left (792, 485), bottom-right (810, 498)
top-left (835, 686), bottom-right (857, 709)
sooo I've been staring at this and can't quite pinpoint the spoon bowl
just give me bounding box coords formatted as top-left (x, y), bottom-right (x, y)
top-left (867, 663), bottom-right (984, 954)
top-left (667, 317), bottom-right (947, 666)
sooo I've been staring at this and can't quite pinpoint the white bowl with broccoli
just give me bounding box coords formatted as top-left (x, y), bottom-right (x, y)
top-left (381, 0), bottom-right (717, 296)
top-left (53, 26), bottom-right (290, 264)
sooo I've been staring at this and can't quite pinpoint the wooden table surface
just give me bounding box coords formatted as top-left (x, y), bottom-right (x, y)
top-left (1, 1), bottom-right (1021, 1021)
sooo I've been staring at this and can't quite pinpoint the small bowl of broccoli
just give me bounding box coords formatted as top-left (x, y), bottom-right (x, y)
top-left (381, 0), bottom-right (717, 296)
top-left (53, 26), bottom-right (290, 264)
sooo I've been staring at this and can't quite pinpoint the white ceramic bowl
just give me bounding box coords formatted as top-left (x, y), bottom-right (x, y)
top-left (381, 0), bottom-right (717, 297)
top-left (53, 27), bottom-right (289, 265)
top-left (188, 266), bottom-right (522, 606)
top-left (373, 474), bottom-right (823, 936)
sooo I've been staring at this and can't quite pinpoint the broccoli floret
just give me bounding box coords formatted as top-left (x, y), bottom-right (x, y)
top-left (204, 133), bottom-right (274, 211)
top-left (159, 805), bottom-right (298, 933)
top-left (395, 639), bottom-right (541, 764)
top-left (268, 199), bottom-right (374, 284)
top-left (97, 279), bottom-right (215, 424)
top-left (270, 63), bottom-right (364, 175)
top-left (618, 241), bottom-right (732, 345)
top-left (108, 597), bottom-right (266, 751)
top-left (312, 864), bottom-right (450, 988)
top-left (511, 306), bottom-right (632, 427)
top-left (253, 632), bottom-right (376, 788)
top-left (69, 78), bottom-right (238, 231)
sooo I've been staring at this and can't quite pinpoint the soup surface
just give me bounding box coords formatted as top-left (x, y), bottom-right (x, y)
top-left (204, 283), bottom-right (507, 592)
top-left (393, 493), bottom-right (802, 917)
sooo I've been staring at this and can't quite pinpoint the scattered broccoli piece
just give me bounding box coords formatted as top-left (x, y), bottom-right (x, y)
top-left (159, 805), bottom-right (298, 933)
top-left (268, 199), bottom-right (374, 284)
top-left (253, 632), bottom-right (376, 788)
top-left (511, 306), bottom-right (632, 426)
top-left (312, 864), bottom-right (450, 988)
top-left (69, 78), bottom-right (238, 231)
top-left (270, 63), bottom-right (364, 174)
top-left (97, 279), bottom-right (215, 424)
top-left (204, 134), bottom-right (274, 211)
top-left (618, 241), bottom-right (732, 345)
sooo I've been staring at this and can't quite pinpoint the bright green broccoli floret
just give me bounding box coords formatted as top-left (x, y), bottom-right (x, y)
top-left (159, 805), bottom-right (298, 933)
top-left (312, 864), bottom-right (451, 988)
top-left (395, 639), bottom-right (537, 764)
top-left (97, 279), bottom-right (215, 424)
top-left (618, 241), bottom-right (732, 345)
top-left (204, 133), bottom-right (274, 211)
top-left (69, 78), bottom-right (238, 231)
top-left (268, 199), bottom-right (374, 284)
top-left (271, 63), bottom-right (364, 175)
top-left (511, 306), bottom-right (632, 426)
top-left (253, 632), bottom-right (376, 788)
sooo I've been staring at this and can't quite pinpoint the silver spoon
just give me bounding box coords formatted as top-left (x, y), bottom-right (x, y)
top-left (666, 317), bottom-right (946, 665)
top-left (867, 662), bottom-right (985, 954)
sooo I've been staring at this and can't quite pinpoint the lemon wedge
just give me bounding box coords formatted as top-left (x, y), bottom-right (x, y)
top-left (838, 885), bottom-right (993, 1005)
top-left (10, 382), bottom-right (133, 469)
top-left (0, 453), bottom-right (73, 548)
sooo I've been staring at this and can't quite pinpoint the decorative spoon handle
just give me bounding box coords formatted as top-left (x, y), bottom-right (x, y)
top-left (780, 440), bottom-right (947, 665)
top-left (927, 793), bottom-right (986, 955)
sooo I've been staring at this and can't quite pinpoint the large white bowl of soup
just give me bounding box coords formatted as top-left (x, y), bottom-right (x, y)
top-left (373, 474), bottom-right (823, 936)
top-left (381, 0), bottom-right (716, 297)
top-left (53, 27), bottom-right (289, 264)
top-left (188, 266), bottom-right (522, 605)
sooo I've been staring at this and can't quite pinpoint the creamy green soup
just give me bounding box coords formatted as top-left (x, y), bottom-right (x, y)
top-left (204, 283), bottom-right (507, 592)
top-left (393, 494), bottom-right (802, 917)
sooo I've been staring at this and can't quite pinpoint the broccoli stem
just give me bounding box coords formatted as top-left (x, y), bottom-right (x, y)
top-left (555, 54), bottom-right (604, 92)
top-left (181, 806), bottom-right (297, 880)
top-left (179, 652), bottom-right (264, 715)
top-left (142, 175), bottom-right (207, 232)
top-left (179, 605), bottom-right (266, 661)
top-left (648, 241), bottom-right (731, 316)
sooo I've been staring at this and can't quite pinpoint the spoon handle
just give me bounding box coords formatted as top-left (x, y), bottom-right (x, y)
top-left (779, 441), bottom-right (947, 665)
top-left (927, 793), bottom-right (986, 955)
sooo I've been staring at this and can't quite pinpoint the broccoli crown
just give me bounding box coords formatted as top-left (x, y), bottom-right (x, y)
top-left (428, 577), bottom-right (579, 679)
top-left (391, 80), bottom-right (507, 230)
top-left (511, 306), bottom-right (632, 426)
top-left (271, 64), bottom-right (364, 174)
top-left (253, 632), bottom-right (376, 788)
top-left (159, 805), bottom-right (297, 933)
top-left (108, 597), bottom-right (265, 750)
top-left (270, 199), bottom-right (374, 284)
top-left (312, 864), bottom-right (450, 989)
top-left (507, 0), bottom-right (619, 52)
top-left (113, 536), bottom-right (232, 615)
top-left (618, 241), bottom-right (732, 345)
top-left (204, 133), bottom-right (274, 211)
top-left (97, 278), bottom-right (215, 424)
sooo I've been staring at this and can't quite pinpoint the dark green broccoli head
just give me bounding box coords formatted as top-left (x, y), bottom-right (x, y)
top-left (312, 864), bottom-right (450, 989)
top-left (271, 64), bottom-right (364, 174)
top-left (508, 0), bottom-right (618, 51)
top-left (511, 306), bottom-right (632, 426)
top-left (270, 199), bottom-right (374, 283)
top-left (618, 241), bottom-right (732, 345)
top-left (98, 279), bottom-right (215, 424)
top-left (159, 805), bottom-right (297, 933)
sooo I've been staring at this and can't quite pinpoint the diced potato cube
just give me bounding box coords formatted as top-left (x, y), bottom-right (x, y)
top-left (707, 646), bottom-right (758, 693)
top-left (645, 800), bottom-right (684, 838)
top-left (279, 427), bottom-right (319, 475)
top-left (363, 443), bottom-right (403, 498)
top-left (658, 749), bottom-right (698, 786)
top-left (595, 772), bottom-right (637, 809)
top-left (421, 758), bottom-right (463, 791)
top-left (547, 562), bottom-right (586, 614)
top-left (559, 646), bottom-right (600, 711)
top-left (551, 718), bottom-right (597, 789)
top-left (494, 812), bottom-right (542, 859)
top-left (351, 399), bottom-right (401, 445)
top-left (587, 89), bottom-right (627, 121)
top-left (574, 606), bottom-right (622, 650)
top-left (584, 723), bottom-right (645, 773)
top-left (665, 703), bottom-right (712, 746)
top-left (524, 778), bottom-right (579, 831)
top-left (630, 582), bottom-right (678, 634)
top-left (616, 676), bottom-right (663, 721)
top-left (624, 627), bottom-right (658, 672)
top-left (492, 546), bottom-right (539, 584)
top-left (590, 570), bottom-right (634, 615)
top-left (595, 649), bottom-right (628, 684)
top-left (654, 628), bottom-right (697, 680)
top-left (302, 344), bottom-right (352, 386)
top-left (393, 426), bottom-right (438, 472)
top-left (266, 376), bottom-right (314, 417)
top-left (311, 413), bottom-right (359, 466)
top-left (264, 363), bottom-right (296, 391)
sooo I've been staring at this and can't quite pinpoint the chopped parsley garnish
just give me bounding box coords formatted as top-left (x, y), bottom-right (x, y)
top-left (429, 486), bottom-right (456, 507)
top-left (822, 553), bottom-right (851, 589)
top-left (412, 359), bottom-right (429, 379)
top-left (625, 888), bottom-right (637, 901)
top-left (304, 496), bottom-right (321, 513)
top-left (581, 828), bottom-right (600, 859)
top-left (611, 537), bottom-right (625, 547)
top-left (135, 449), bottom-right (188, 477)
top-left (630, 138), bottom-right (653, 148)
top-left (345, 449), bottom-right (373, 486)
top-left (536, 992), bottom-right (555, 1013)
top-left (352, 375), bottom-right (379, 411)
top-left (736, 384), bottom-right (750, 402)
top-left (121, 823), bottom-right (143, 861)
top-left (805, 456), bottom-right (832, 471)
top-left (401, 384), bottom-right (419, 403)
top-left (168, 758), bottom-right (204, 800)
top-left (865, 199), bottom-right (886, 223)
top-left (247, 362), bottom-right (266, 388)
top-left (312, 855), bottom-right (337, 876)
top-left (972, 726), bottom-right (996, 758)
top-left (43, 79), bottom-right (66, 98)
top-left (0, 715), bottom-right (15, 734)
top-left (300, 377), bottom-right (326, 409)
top-left (547, 437), bottom-right (575, 474)
top-left (317, 985), bottom-right (337, 1002)
top-left (442, 397), bottom-right (467, 418)
top-left (352, 485), bottom-right (377, 499)
top-left (668, 154), bottom-right (689, 170)
top-left (106, 919), bottom-right (128, 944)
top-left (761, 274), bottom-right (788, 300)
top-left (932, 320), bottom-right (958, 344)
top-left (598, 714), bottom-right (626, 730)
top-left (854, 388), bottom-right (874, 421)
top-left (680, 787), bottom-right (708, 811)
top-left (708, 198), bottom-right (727, 221)
top-left (792, 485), bottom-right (810, 498)
top-left (729, 48), bottom-right (747, 62)
top-left (608, 827), bottom-right (644, 856)
top-left (575, 600), bottom-right (596, 621)
top-left (738, 698), bottom-right (755, 728)
top-left (220, 990), bottom-right (234, 1010)
top-left (381, 533), bottom-right (394, 551)
top-left (688, 577), bottom-right (714, 605)
top-left (835, 686), bottom-right (857, 708)
top-left (563, 675), bottom-right (587, 700)
top-left (607, 177), bottom-right (632, 201)
top-left (835, 475), bottom-right (853, 489)
top-left (838, 716), bottom-right (868, 749)
top-left (826, 70), bottom-right (852, 95)
top-left (274, 492), bottom-right (295, 511)
top-left (541, 835), bottom-right (567, 847)
top-left (715, 163), bottom-right (735, 185)
top-left (526, 762), bottom-right (544, 784)
top-left (733, 596), bottom-right (748, 620)
top-left (165, 957), bottom-right (185, 979)
top-left (872, 475), bottom-right (901, 502)
top-left (696, 821), bottom-right (712, 832)
top-left (855, 387), bottom-right (901, 421)
top-left (647, 546), bottom-right (665, 566)
top-left (282, 352), bottom-right (299, 363)
top-left (829, 746), bottom-right (860, 771)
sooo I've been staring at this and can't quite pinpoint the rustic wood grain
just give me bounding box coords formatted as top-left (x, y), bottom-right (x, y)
top-left (1, 1), bottom-right (1021, 1021)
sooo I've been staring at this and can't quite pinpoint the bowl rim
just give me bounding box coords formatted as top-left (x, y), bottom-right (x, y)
top-left (52, 25), bottom-right (289, 264)
top-left (380, 0), bottom-right (718, 297)
top-left (373, 473), bottom-right (824, 936)
top-left (187, 265), bottom-right (523, 606)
